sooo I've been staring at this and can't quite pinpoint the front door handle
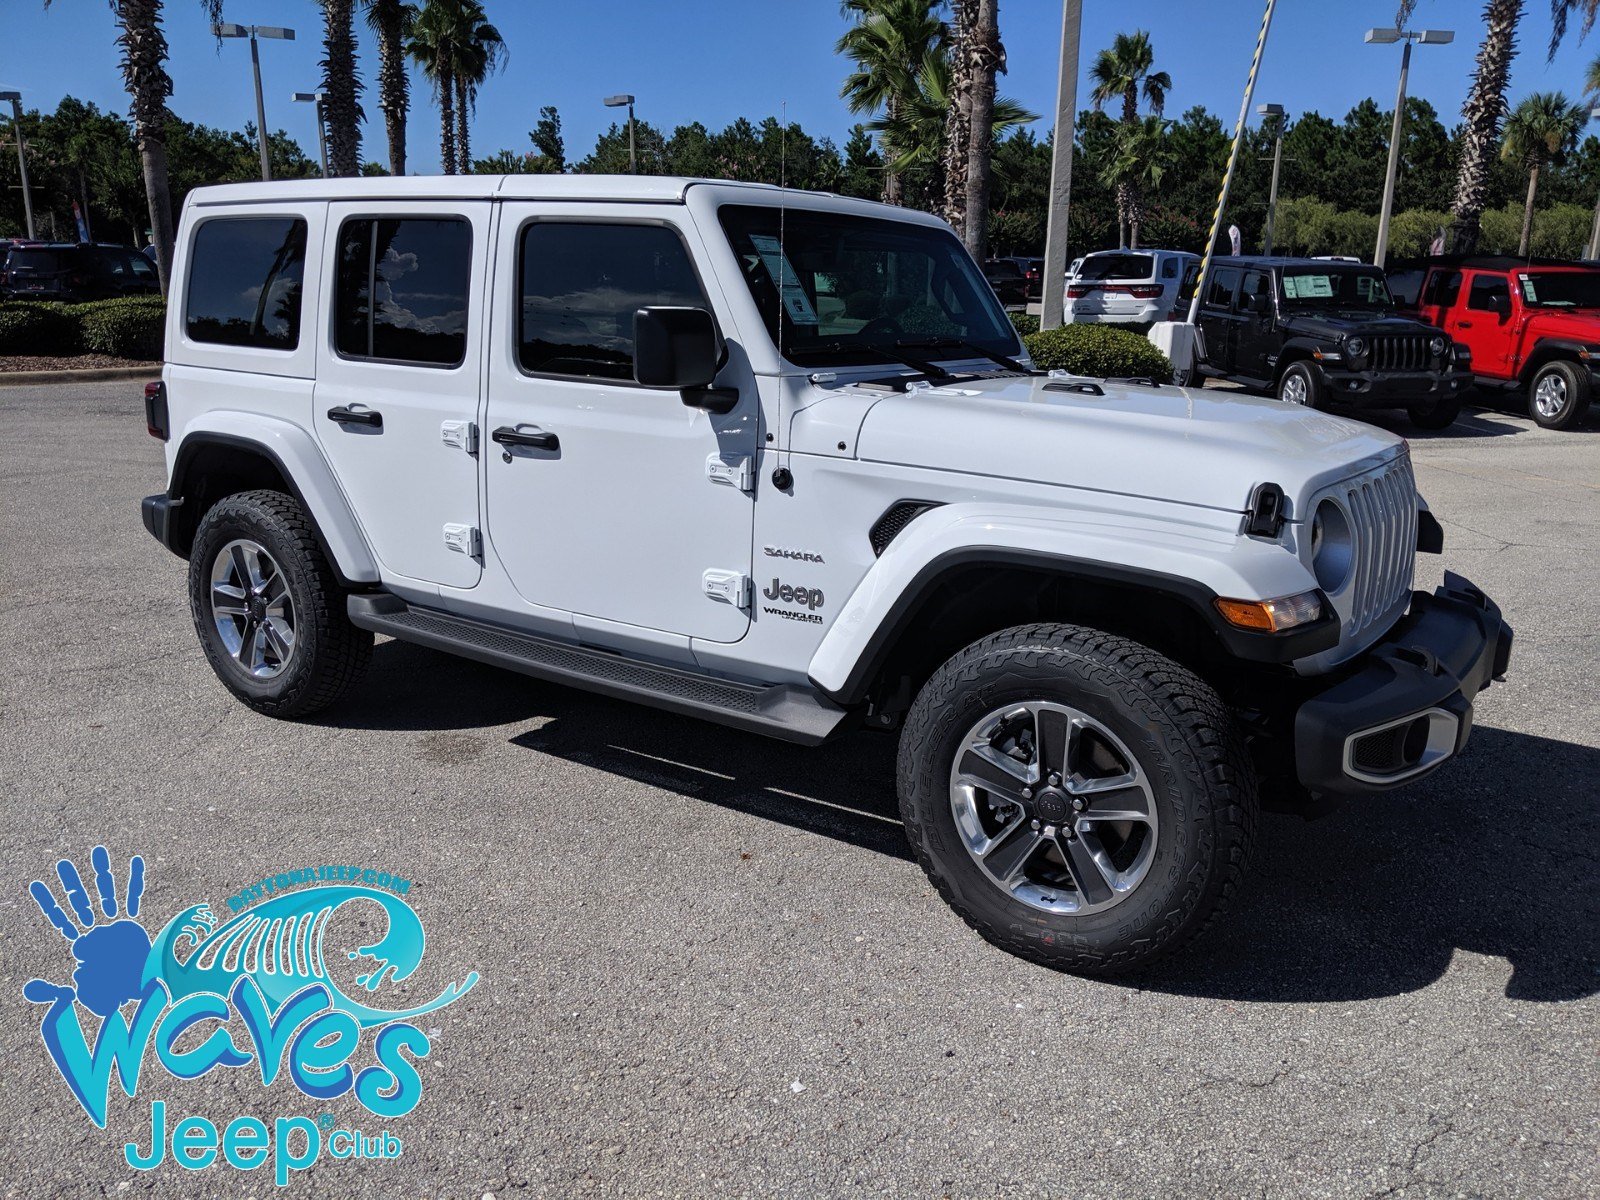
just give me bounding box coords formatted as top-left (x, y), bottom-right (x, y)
top-left (491, 425), bottom-right (559, 451)
top-left (328, 406), bottom-right (383, 428)
top-left (1456, 320), bottom-right (1473, 329)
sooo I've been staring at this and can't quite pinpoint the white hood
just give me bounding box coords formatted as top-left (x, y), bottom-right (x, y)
top-left (842, 375), bottom-right (1404, 517)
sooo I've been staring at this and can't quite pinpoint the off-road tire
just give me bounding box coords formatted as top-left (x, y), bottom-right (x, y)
top-left (1527, 359), bottom-right (1592, 430)
top-left (897, 623), bottom-right (1258, 975)
top-left (1278, 360), bottom-right (1327, 410)
top-left (188, 489), bottom-right (371, 717)
top-left (1407, 396), bottom-right (1461, 430)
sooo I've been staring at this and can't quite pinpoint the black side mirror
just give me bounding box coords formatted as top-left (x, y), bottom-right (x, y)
top-left (634, 306), bottom-right (720, 389)
top-left (1492, 293), bottom-right (1512, 320)
top-left (1251, 292), bottom-right (1272, 315)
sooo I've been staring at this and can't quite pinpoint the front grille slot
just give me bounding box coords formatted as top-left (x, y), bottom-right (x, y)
top-left (1338, 454), bottom-right (1417, 638)
top-left (1370, 334), bottom-right (1429, 372)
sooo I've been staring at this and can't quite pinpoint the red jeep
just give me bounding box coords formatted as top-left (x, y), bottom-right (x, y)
top-left (1411, 256), bottom-right (1600, 430)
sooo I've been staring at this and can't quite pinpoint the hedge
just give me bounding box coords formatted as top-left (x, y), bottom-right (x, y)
top-left (0, 296), bottom-right (165, 359)
top-left (1023, 323), bottom-right (1173, 382)
top-left (1007, 311), bottom-right (1040, 336)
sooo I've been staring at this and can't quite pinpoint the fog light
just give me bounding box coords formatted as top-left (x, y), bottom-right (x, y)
top-left (1214, 590), bottom-right (1323, 633)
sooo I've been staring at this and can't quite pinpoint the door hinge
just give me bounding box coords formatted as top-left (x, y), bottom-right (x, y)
top-left (442, 523), bottom-right (481, 558)
top-left (706, 453), bottom-right (755, 493)
top-left (441, 420), bottom-right (478, 454)
top-left (702, 569), bottom-right (751, 609)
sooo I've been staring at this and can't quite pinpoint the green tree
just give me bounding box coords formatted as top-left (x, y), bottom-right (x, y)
top-left (1501, 91), bottom-right (1586, 252)
top-left (316, 0), bottom-right (364, 177)
top-left (366, 0), bottom-right (417, 177)
top-left (530, 105), bottom-right (564, 171)
top-left (407, 0), bottom-right (504, 174)
top-left (1088, 30), bottom-right (1171, 247)
top-left (837, 0), bottom-right (946, 204)
top-left (41, 0), bottom-right (226, 292)
top-left (1102, 116), bottom-right (1175, 248)
top-left (839, 123), bottom-right (884, 198)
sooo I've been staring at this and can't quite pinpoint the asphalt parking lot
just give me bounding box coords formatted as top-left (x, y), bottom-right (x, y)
top-left (0, 380), bottom-right (1595, 1199)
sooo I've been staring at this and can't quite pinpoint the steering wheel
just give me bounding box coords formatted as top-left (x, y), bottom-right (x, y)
top-left (858, 317), bottom-right (904, 339)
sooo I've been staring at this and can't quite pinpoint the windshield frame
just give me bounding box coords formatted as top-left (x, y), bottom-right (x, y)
top-left (716, 202), bottom-right (1024, 371)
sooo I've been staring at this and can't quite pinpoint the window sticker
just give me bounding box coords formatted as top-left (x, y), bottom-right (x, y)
top-left (749, 233), bottom-right (819, 326)
top-left (1520, 276), bottom-right (1538, 302)
top-left (1284, 274), bottom-right (1334, 300)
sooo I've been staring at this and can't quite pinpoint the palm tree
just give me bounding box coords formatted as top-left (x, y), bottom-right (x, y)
top-left (1102, 116), bottom-right (1174, 249)
top-left (318, 0), bottom-right (364, 177)
top-left (43, 0), bottom-right (223, 294)
top-left (837, 0), bottom-right (947, 204)
top-left (1088, 31), bottom-right (1171, 247)
top-left (449, 2), bottom-right (505, 172)
top-left (869, 47), bottom-right (1034, 179)
top-left (366, 0), bottom-right (417, 176)
top-left (942, 0), bottom-right (974, 228)
top-left (1449, 1), bottom-right (1526, 253)
top-left (408, 1), bottom-right (457, 172)
top-left (1550, 0), bottom-right (1600, 55)
top-left (407, 0), bottom-right (503, 174)
top-left (1501, 92), bottom-right (1586, 253)
top-left (960, 0), bottom-right (1002, 260)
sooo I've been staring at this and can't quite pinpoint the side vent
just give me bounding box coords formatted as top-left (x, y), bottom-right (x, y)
top-left (869, 500), bottom-right (944, 556)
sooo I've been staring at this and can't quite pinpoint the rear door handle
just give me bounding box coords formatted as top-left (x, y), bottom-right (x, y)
top-left (1456, 320), bottom-right (1473, 329)
top-left (492, 425), bottom-right (559, 451)
top-left (327, 406), bottom-right (383, 428)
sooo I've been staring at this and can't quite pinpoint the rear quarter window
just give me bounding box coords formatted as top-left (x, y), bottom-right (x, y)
top-left (185, 217), bottom-right (308, 350)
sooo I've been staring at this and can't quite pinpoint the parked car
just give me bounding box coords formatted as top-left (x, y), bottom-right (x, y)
top-left (1194, 256), bottom-right (1472, 429)
top-left (981, 258), bottom-right (1028, 308)
top-left (1004, 255), bottom-right (1044, 301)
top-left (139, 176), bottom-right (1509, 976)
top-left (1408, 255), bottom-right (1600, 429)
top-left (1, 242), bottom-right (160, 302)
top-left (1065, 249), bottom-right (1198, 326)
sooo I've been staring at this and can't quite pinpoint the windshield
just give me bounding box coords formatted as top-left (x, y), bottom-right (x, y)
top-left (719, 204), bottom-right (1021, 367)
top-left (1280, 269), bottom-right (1392, 311)
top-left (1519, 271), bottom-right (1600, 308)
top-left (1077, 253), bottom-right (1155, 282)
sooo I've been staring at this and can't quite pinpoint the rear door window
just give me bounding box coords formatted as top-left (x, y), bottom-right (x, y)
top-left (1205, 267), bottom-right (1241, 309)
top-left (1237, 270), bottom-right (1271, 312)
top-left (185, 217), bottom-right (308, 350)
top-left (1422, 270), bottom-right (1463, 308)
top-left (334, 217), bottom-right (473, 366)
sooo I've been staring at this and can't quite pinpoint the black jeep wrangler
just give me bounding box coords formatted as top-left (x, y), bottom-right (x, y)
top-left (1193, 256), bottom-right (1473, 430)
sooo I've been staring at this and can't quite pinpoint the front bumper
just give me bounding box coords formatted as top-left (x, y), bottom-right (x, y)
top-left (1293, 572), bottom-right (1511, 797)
top-left (1316, 363), bottom-right (1473, 407)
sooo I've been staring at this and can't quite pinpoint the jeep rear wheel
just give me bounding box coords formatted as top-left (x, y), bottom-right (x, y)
top-left (1528, 359), bottom-right (1592, 430)
top-left (1278, 361), bottom-right (1326, 410)
top-left (188, 490), bottom-right (371, 718)
top-left (897, 624), bottom-right (1257, 975)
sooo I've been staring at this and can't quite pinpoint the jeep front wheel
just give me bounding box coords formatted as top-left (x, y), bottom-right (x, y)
top-left (897, 624), bottom-right (1257, 975)
top-left (1278, 361), bottom-right (1325, 409)
top-left (1528, 359), bottom-right (1592, 430)
top-left (1407, 396), bottom-right (1461, 430)
top-left (188, 490), bottom-right (372, 717)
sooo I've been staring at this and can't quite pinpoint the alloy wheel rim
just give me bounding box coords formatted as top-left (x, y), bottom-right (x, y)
top-left (1282, 372), bottom-right (1309, 405)
top-left (948, 701), bottom-right (1159, 916)
top-left (209, 539), bottom-right (296, 679)
top-left (1534, 373), bottom-right (1567, 418)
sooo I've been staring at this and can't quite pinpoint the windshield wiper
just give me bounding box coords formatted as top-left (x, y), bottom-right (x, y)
top-left (894, 336), bottom-right (1035, 374)
top-left (802, 339), bottom-right (954, 380)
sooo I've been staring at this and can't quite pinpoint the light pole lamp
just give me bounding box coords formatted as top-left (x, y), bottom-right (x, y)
top-left (0, 90), bottom-right (34, 239)
top-left (217, 23), bottom-right (296, 182)
top-left (604, 94), bottom-right (636, 173)
top-left (1366, 26), bottom-right (1454, 267)
top-left (293, 91), bottom-right (328, 177)
top-left (1257, 103), bottom-right (1285, 256)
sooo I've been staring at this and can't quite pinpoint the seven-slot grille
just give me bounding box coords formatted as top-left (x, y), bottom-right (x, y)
top-left (1367, 334), bottom-right (1432, 372)
top-left (1337, 454), bottom-right (1418, 638)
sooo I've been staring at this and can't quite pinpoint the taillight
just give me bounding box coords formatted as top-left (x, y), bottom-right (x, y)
top-left (144, 380), bottom-right (169, 441)
top-left (1127, 285), bottom-right (1164, 299)
top-left (1067, 284), bottom-right (1093, 298)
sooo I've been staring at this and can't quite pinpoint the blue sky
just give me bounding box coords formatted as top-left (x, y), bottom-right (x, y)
top-left (4, 1), bottom-right (1599, 172)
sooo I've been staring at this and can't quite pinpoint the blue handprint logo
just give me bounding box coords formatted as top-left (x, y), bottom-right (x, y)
top-left (26, 846), bottom-right (153, 1018)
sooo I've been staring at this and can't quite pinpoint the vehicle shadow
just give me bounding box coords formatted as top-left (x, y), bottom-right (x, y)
top-left (1347, 404), bottom-right (1524, 440)
top-left (327, 642), bottom-right (1597, 1002)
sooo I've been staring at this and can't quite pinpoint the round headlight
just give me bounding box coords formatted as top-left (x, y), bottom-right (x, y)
top-left (1345, 336), bottom-right (1367, 358)
top-left (1311, 499), bottom-right (1353, 592)
top-left (1430, 335), bottom-right (1447, 356)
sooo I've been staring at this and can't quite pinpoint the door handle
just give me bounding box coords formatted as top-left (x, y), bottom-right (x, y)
top-left (327, 406), bottom-right (383, 428)
top-left (491, 425), bottom-right (559, 451)
top-left (1456, 320), bottom-right (1473, 329)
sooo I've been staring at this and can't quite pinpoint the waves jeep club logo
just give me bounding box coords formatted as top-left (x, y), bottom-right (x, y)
top-left (24, 847), bottom-right (478, 1186)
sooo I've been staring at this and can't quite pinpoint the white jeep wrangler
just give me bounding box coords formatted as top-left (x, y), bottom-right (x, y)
top-left (140, 176), bottom-right (1511, 974)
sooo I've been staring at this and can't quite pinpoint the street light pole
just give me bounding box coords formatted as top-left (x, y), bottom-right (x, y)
top-left (1367, 26), bottom-right (1454, 268)
top-left (604, 94), bottom-right (637, 173)
top-left (293, 92), bottom-right (329, 176)
top-left (1258, 103), bottom-right (1285, 255)
top-left (1040, 0), bottom-right (1083, 331)
top-left (0, 91), bottom-right (35, 239)
top-left (1585, 106), bottom-right (1600, 260)
top-left (217, 23), bottom-right (296, 182)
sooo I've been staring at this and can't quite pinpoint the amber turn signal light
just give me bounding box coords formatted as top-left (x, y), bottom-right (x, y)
top-left (1214, 591), bottom-right (1323, 633)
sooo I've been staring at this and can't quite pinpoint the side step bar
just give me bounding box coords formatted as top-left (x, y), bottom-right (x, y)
top-left (347, 594), bottom-right (852, 746)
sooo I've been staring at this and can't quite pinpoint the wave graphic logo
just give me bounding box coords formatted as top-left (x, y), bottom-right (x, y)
top-left (24, 847), bottom-right (477, 1183)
